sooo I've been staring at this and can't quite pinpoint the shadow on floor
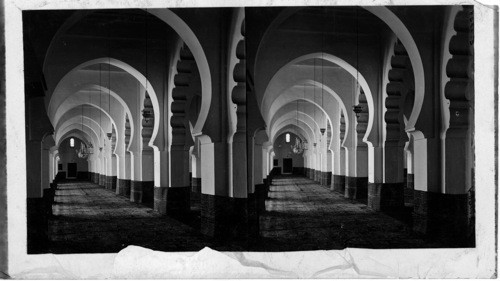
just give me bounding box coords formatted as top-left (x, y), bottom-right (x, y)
top-left (28, 177), bottom-right (453, 254)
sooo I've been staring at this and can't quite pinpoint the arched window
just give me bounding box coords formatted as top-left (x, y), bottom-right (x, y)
top-left (285, 133), bottom-right (290, 143)
top-left (70, 138), bottom-right (75, 148)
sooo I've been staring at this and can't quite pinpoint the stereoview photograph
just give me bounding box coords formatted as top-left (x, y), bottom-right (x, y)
top-left (20, 5), bottom-right (479, 256)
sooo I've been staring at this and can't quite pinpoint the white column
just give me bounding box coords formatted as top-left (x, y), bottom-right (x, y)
top-left (125, 152), bottom-right (132, 180)
top-left (49, 152), bottom-right (54, 184)
top-left (132, 151), bottom-right (142, 181)
top-left (142, 149), bottom-right (154, 182)
top-left (254, 143), bottom-right (263, 185)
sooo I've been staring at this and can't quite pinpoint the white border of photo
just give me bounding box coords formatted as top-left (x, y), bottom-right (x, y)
top-left (4, 0), bottom-right (497, 278)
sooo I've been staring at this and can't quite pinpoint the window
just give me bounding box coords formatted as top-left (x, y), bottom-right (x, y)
top-left (70, 138), bottom-right (75, 148)
top-left (285, 133), bottom-right (290, 143)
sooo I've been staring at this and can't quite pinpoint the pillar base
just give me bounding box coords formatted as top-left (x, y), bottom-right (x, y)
top-left (112, 176), bottom-right (117, 190)
top-left (255, 183), bottom-right (269, 213)
top-left (247, 193), bottom-right (260, 238)
top-left (270, 167), bottom-right (280, 176)
top-left (345, 176), bottom-right (368, 201)
top-left (403, 169), bottom-right (407, 188)
top-left (200, 194), bottom-right (258, 240)
top-left (332, 175), bottom-right (345, 193)
top-left (292, 167), bottom-right (304, 175)
top-left (91, 173), bottom-right (99, 184)
top-left (55, 171), bottom-right (66, 182)
top-left (191, 178), bottom-right (201, 205)
top-left (367, 182), bottom-right (404, 212)
top-left (310, 168), bottom-right (314, 179)
top-left (43, 187), bottom-right (55, 216)
top-left (77, 171), bottom-right (89, 181)
top-left (154, 186), bottom-right (168, 214)
top-left (130, 181), bottom-right (154, 205)
top-left (99, 175), bottom-right (106, 187)
top-left (27, 198), bottom-right (48, 253)
top-left (105, 176), bottom-right (117, 190)
top-left (131, 181), bottom-right (143, 203)
top-left (267, 174), bottom-right (274, 185)
top-left (142, 181), bottom-right (154, 207)
top-left (404, 174), bottom-right (414, 206)
top-left (167, 186), bottom-right (190, 214)
top-left (319, 171), bottom-right (331, 186)
top-left (117, 179), bottom-right (131, 197)
top-left (413, 189), bottom-right (474, 247)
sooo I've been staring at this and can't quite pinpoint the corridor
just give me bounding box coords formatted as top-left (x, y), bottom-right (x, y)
top-left (46, 177), bottom-right (437, 253)
top-left (259, 176), bottom-right (438, 250)
top-left (21, 7), bottom-right (475, 255)
top-left (48, 181), bottom-right (211, 253)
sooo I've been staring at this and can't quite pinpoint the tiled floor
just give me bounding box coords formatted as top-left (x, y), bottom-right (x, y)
top-left (46, 177), bottom-right (438, 254)
top-left (48, 182), bottom-right (213, 253)
top-left (259, 176), bottom-right (439, 250)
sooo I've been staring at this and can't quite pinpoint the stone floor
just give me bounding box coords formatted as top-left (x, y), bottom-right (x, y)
top-left (259, 176), bottom-right (439, 251)
top-left (48, 182), bottom-right (213, 253)
top-left (45, 176), bottom-right (439, 254)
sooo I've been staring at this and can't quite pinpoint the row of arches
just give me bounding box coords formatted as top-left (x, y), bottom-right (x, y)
top-left (247, 6), bottom-right (474, 246)
top-left (25, 6), bottom-right (474, 246)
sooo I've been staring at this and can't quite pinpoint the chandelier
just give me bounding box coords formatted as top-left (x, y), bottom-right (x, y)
top-left (76, 142), bottom-right (92, 159)
top-left (76, 104), bottom-right (93, 159)
top-left (290, 87), bottom-right (306, 155)
top-left (291, 137), bottom-right (305, 154)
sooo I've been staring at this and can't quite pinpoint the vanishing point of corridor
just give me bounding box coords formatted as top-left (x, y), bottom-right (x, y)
top-left (45, 176), bottom-right (437, 253)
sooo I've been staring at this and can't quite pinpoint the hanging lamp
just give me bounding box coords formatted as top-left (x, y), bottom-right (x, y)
top-left (313, 57), bottom-right (317, 148)
top-left (77, 104), bottom-right (89, 158)
top-left (352, 6), bottom-right (363, 120)
top-left (106, 20), bottom-right (113, 140)
top-left (106, 67), bottom-right (112, 140)
top-left (303, 83), bottom-right (308, 150)
top-left (142, 10), bottom-right (154, 123)
top-left (106, 73), bottom-right (112, 140)
top-left (320, 7), bottom-right (326, 136)
top-left (291, 98), bottom-right (304, 154)
top-left (99, 63), bottom-right (103, 152)
top-left (87, 91), bottom-right (93, 154)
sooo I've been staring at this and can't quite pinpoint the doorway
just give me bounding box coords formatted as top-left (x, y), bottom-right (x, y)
top-left (67, 163), bottom-right (77, 179)
top-left (283, 158), bottom-right (293, 174)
